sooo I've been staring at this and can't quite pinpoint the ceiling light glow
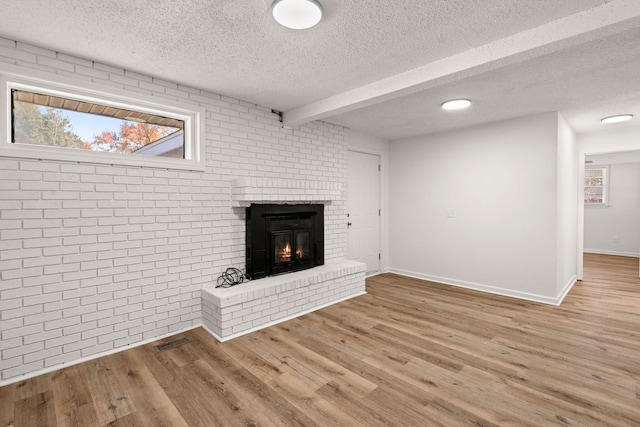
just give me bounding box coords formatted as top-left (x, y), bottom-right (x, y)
top-left (441, 99), bottom-right (471, 111)
top-left (272, 0), bottom-right (323, 30)
top-left (601, 114), bottom-right (633, 124)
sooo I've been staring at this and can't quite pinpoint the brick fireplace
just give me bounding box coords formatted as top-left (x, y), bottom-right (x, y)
top-left (200, 179), bottom-right (366, 341)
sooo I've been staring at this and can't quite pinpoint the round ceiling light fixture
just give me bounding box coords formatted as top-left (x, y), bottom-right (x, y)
top-left (601, 114), bottom-right (633, 124)
top-left (272, 0), bottom-right (323, 30)
top-left (441, 99), bottom-right (471, 111)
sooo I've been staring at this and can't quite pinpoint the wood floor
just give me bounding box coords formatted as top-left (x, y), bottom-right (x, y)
top-left (1, 253), bottom-right (639, 426)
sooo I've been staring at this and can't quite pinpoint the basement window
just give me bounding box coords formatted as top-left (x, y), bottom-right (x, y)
top-left (584, 166), bottom-right (608, 205)
top-left (1, 64), bottom-right (204, 170)
top-left (12, 89), bottom-right (184, 157)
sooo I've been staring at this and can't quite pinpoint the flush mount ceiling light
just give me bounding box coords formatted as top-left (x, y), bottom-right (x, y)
top-left (272, 0), bottom-right (323, 30)
top-left (441, 99), bottom-right (471, 111)
top-left (601, 114), bottom-right (633, 124)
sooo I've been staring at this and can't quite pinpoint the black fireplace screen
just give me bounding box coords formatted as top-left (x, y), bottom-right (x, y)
top-left (296, 231), bottom-right (310, 260)
top-left (273, 232), bottom-right (292, 263)
top-left (246, 204), bottom-right (323, 279)
top-left (272, 230), bottom-right (311, 264)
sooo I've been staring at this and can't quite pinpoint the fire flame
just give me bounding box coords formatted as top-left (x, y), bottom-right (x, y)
top-left (279, 243), bottom-right (304, 262)
top-left (280, 243), bottom-right (291, 262)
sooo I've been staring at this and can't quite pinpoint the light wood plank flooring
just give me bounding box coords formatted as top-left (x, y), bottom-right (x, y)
top-left (1, 253), bottom-right (639, 426)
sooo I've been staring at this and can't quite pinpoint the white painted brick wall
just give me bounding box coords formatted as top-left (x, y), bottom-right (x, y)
top-left (0, 39), bottom-right (349, 384)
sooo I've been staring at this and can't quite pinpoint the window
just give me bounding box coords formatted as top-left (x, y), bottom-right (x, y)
top-left (584, 166), bottom-right (607, 205)
top-left (1, 63), bottom-right (204, 170)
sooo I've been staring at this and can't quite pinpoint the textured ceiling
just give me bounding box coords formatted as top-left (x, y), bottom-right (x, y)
top-left (1, 0), bottom-right (640, 139)
top-left (330, 24), bottom-right (640, 139)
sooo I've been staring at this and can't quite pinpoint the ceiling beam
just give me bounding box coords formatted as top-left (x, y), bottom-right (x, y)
top-left (283, 0), bottom-right (640, 128)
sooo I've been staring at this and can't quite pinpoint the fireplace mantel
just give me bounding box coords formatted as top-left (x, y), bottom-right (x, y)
top-left (231, 177), bottom-right (342, 207)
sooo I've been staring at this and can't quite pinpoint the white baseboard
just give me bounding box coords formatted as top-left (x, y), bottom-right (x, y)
top-left (583, 249), bottom-right (640, 258)
top-left (0, 324), bottom-right (201, 388)
top-left (556, 275), bottom-right (578, 305)
top-left (387, 268), bottom-right (576, 306)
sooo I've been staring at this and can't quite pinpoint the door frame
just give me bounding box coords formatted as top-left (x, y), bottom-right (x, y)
top-left (577, 146), bottom-right (640, 280)
top-left (348, 148), bottom-right (385, 275)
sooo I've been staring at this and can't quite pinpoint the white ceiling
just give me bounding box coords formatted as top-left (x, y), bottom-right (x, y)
top-left (2, 0), bottom-right (640, 140)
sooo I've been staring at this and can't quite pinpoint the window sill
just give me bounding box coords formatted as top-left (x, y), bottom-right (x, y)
top-left (0, 143), bottom-right (205, 171)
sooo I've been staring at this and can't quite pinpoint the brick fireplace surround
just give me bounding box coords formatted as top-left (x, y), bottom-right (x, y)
top-left (202, 259), bottom-right (365, 340)
top-left (202, 179), bottom-right (366, 340)
top-left (0, 39), bottom-right (366, 385)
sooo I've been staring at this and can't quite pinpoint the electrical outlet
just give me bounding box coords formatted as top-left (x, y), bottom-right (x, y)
top-left (446, 209), bottom-right (456, 218)
top-left (613, 236), bottom-right (619, 244)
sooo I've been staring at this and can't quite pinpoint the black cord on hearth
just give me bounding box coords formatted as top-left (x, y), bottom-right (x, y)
top-left (215, 267), bottom-right (250, 288)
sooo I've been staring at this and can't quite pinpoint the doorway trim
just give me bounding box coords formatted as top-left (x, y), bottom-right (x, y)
top-left (577, 135), bottom-right (640, 280)
top-left (348, 147), bottom-right (386, 276)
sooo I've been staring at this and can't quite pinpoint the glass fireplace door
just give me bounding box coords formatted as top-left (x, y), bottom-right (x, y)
top-left (270, 228), bottom-right (314, 275)
top-left (272, 231), bottom-right (292, 265)
top-left (295, 230), bottom-right (310, 261)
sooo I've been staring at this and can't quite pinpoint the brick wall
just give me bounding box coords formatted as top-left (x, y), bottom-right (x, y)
top-left (0, 39), bottom-right (349, 383)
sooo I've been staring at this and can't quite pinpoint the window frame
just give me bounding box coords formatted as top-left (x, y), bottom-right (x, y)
top-left (584, 165), bottom-right (609, 206)
top-left (0, 63), bottom-right (205, 171)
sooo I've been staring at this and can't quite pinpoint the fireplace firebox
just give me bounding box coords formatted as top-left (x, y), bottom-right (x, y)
top-left (246, 204), bottom-right (324, 279)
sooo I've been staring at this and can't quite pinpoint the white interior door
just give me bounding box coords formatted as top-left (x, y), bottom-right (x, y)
top-left (347, 150), bottom-right (381, 275)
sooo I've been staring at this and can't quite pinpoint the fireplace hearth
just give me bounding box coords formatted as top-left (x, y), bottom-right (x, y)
top-left (246, 204), bottom-right (324, 279)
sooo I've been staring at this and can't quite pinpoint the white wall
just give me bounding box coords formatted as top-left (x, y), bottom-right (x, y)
top-left (0, 39), bottom-right (349, 384)
top-left (556, 114), bottom-right (578, 295)
top-left (348, 130), bottom-right (390, 272)
top-left (578, 126), bottom-right (640, 154)
top-left (389, 112), bottom-right (572, 303)
top-left (584, 162), bottom-right (640, 257)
